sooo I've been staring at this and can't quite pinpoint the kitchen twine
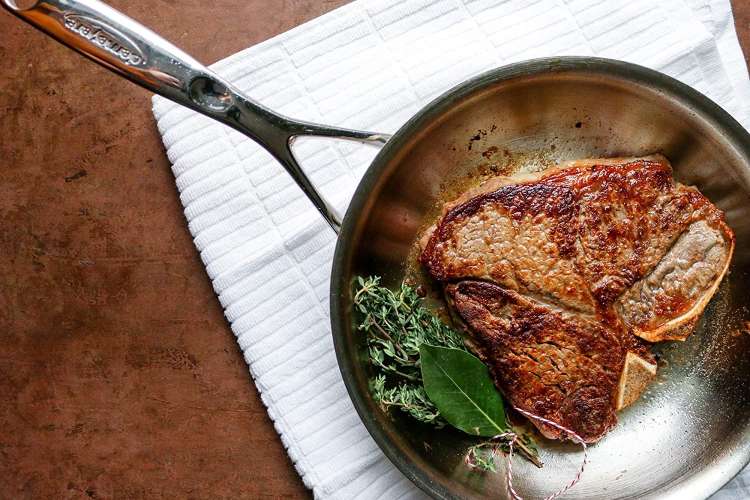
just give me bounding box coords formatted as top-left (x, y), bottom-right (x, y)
top-left (468, 407), bottom-right (588, 500)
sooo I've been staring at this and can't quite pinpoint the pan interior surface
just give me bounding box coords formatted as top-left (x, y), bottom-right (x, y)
top-left (331, 59), bottom-right (750, 500)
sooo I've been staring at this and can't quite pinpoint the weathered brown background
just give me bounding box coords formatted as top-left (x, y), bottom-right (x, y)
top-left (0, 1), bottom-right (748, 498)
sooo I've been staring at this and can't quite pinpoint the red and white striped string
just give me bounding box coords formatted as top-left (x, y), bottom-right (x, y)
top-left (469, 407), bottom-right (589, 500)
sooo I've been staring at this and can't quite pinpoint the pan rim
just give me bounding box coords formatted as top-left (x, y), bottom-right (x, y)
top-left (330, 56), bottom-right (750, 499)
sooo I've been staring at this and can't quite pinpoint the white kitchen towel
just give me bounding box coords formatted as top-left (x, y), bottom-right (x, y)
top-left (151, 0), bottom-right (750, 498)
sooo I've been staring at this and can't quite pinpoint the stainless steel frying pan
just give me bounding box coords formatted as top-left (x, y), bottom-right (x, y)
top-left (5, 1), bottom-right (750, 499)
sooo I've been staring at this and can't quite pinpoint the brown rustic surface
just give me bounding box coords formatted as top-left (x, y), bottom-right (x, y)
top-left (0, 1), bottom-right (748, 499)
top-left (0, 1), bottom-right (349, 499)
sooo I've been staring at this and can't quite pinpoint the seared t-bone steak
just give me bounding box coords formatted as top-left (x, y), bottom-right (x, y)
top-left (446, 281), bottom-right (630, 442)
top-left (420, 155), bottom-right (734, 443)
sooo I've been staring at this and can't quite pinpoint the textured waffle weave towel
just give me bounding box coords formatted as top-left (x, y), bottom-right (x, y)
top-left (151, 0), bottom-right (750, 498)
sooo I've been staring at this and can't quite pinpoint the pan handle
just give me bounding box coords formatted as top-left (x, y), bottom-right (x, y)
top-left (2, 0), bottom-right (390, 232)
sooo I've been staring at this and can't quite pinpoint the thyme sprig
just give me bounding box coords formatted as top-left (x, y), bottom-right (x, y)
top-left (370, 375), bottom-right (443, 426)
top-left (354, 275), bottom-right (461, 426)
top-left (467, 431), bottom-right (543, 470)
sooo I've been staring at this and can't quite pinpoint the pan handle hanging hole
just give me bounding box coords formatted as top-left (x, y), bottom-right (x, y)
top-left (188, 76), bottom-right (233, 113)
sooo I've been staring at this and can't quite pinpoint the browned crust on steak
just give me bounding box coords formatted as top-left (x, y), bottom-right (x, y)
top-left (421, 155), bottom-right (734, 339)
top-left (446, 280), bottom-right (623, 443)
top-left (421, 155), bottom-right (734, 442)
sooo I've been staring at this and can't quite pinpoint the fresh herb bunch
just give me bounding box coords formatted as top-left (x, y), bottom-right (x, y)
top-left (354, 275), bottom-right (542, 470)
top-left (355, 275), bottom-right (464, 427)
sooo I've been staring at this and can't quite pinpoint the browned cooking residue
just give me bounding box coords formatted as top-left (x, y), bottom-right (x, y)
top-left (467, 125), bottom-right (497, 151)
top-left (467, 130), bottom-right (485, 150)
top-left (476, 161), bottom-right (511, 177)
top-left (482, 146), bottom-right (499, 159)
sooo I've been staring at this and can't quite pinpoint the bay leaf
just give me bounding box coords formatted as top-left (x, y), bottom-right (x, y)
top-left (419, 344), bottom-right (506, 437)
